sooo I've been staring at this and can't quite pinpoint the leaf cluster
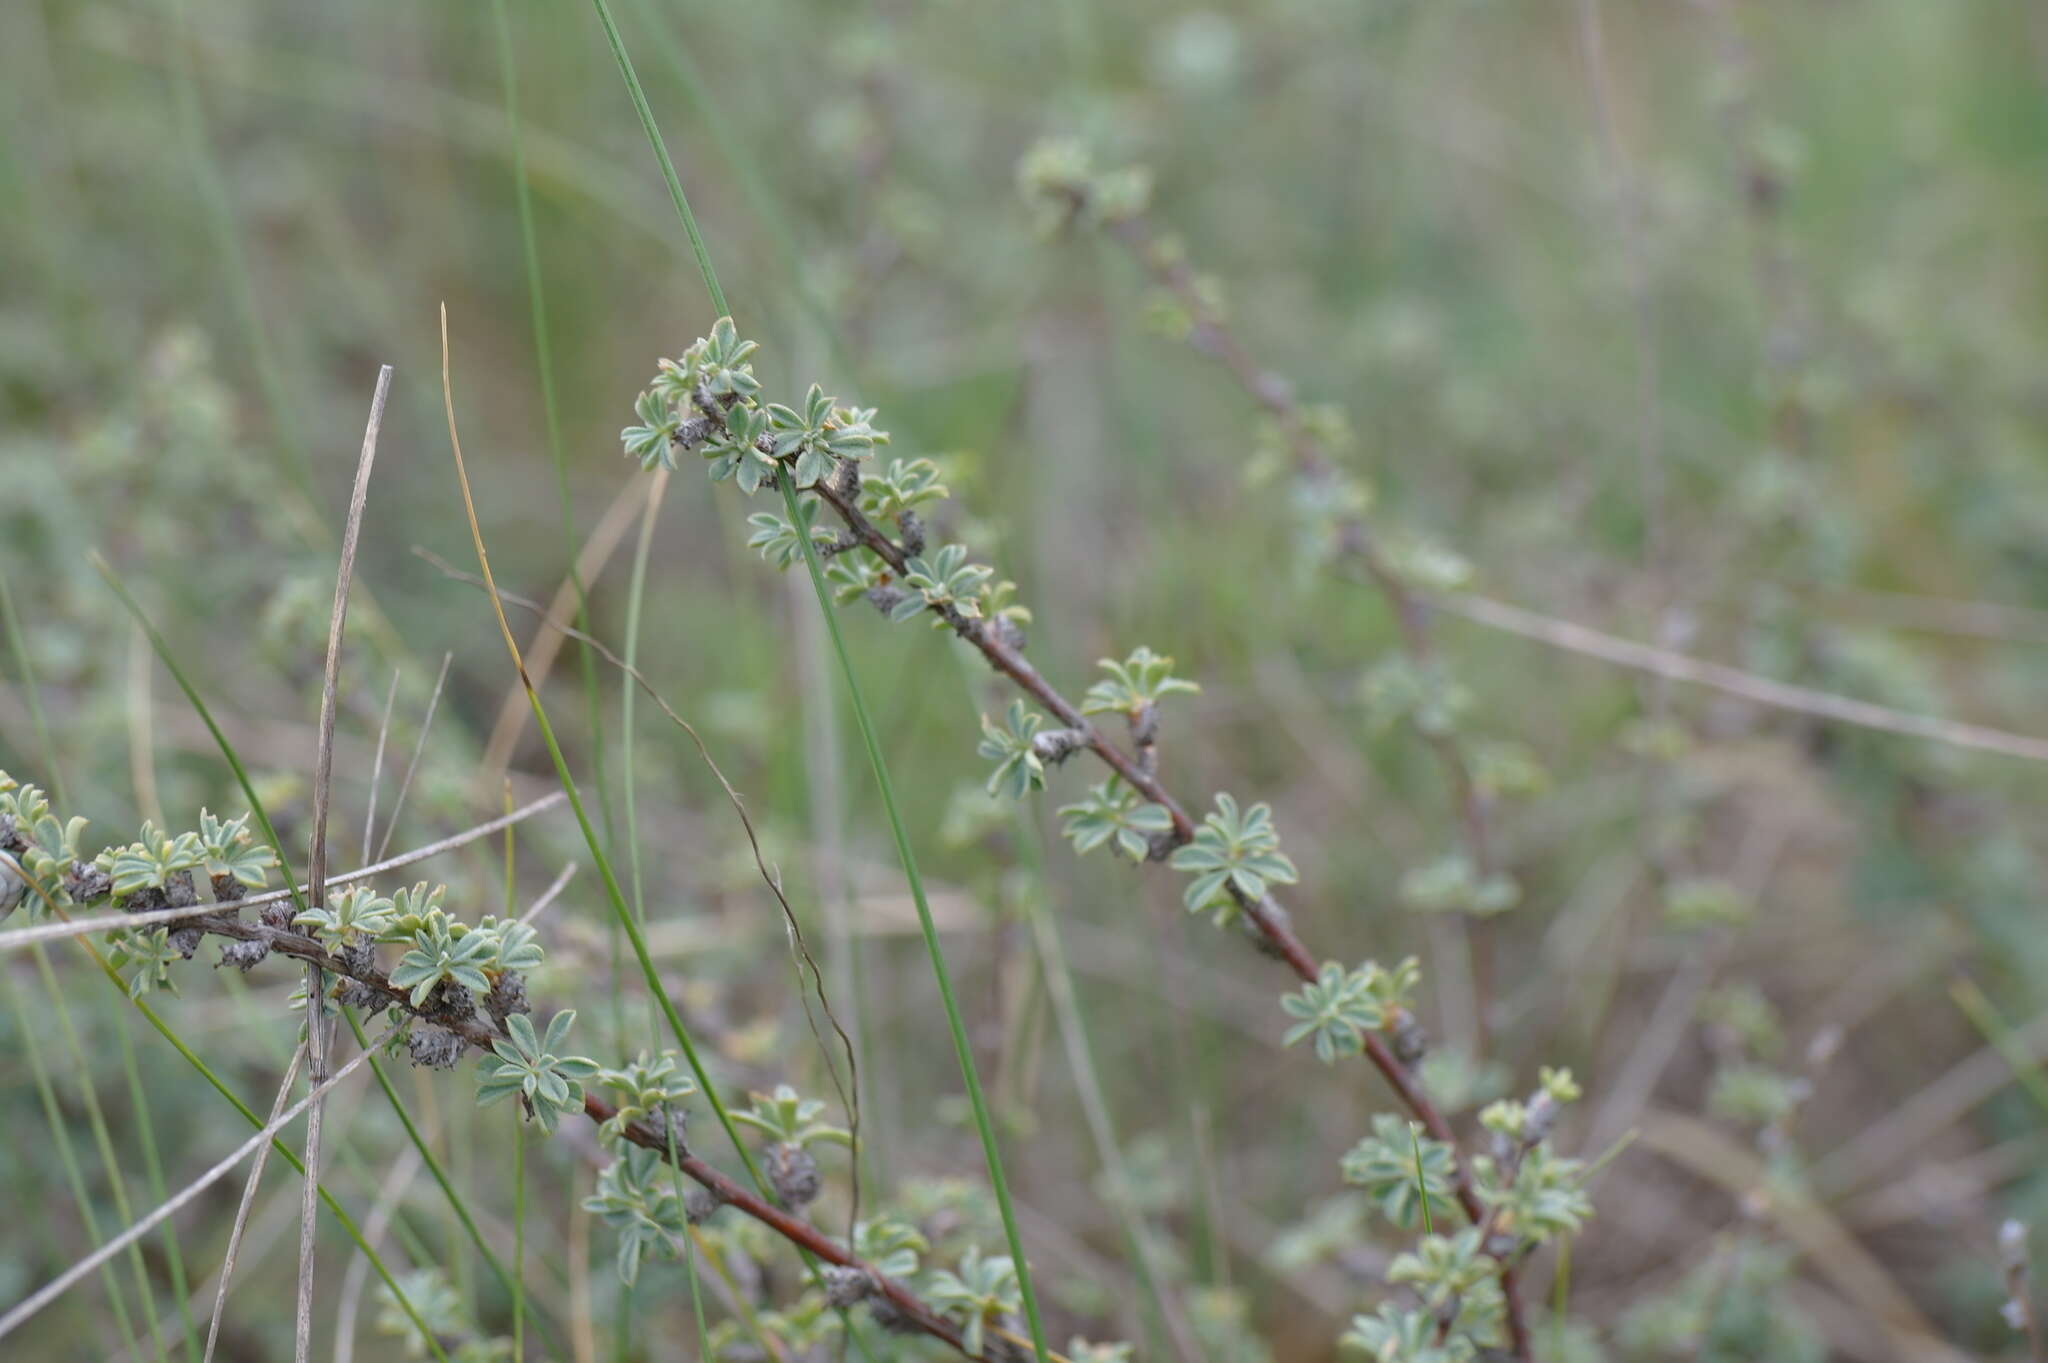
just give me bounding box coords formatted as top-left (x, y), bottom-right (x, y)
top-left (474, 1009), bottom-right (600, 1132)
top-left (1169, 793), bottom-right (1299, 922)
top-left (1280, 958), bottom-right (1422, 1063)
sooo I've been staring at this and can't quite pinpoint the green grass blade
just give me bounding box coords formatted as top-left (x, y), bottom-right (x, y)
top-left (114, 1012), bottom-right (204, 1363)
top-left (155, 0), bottom-right (415, 669)
top-left (1552, 1235), bottom-right (1572, 1357)
top-left (1411, 1123), bottom-right (1435, 1235)
top-left (667, 1120), bottom-right (715, 1360)
top-left (585, 0), bottom-right (729, 317)
top-left (6, 965), bottom-right (143, 1357)
top-left (1952, 975), bottom-right (2048, 1116)
top-left (612, 1277), bottom-right (633, 1363)
top-left (620, 476), bottom-right (664, 955)
top-left (438, 306), bottom-right (886, 1356)
top-left (948, 626), bottom-right (1182, 1350)
top-left (31, 946), bottom-right (169, 1362)
top-left (512, 1113), bottom-right (527, 1361)
top-left (619, 472), bottom-right (670, 1065)
top-left (440, 322), bottom-right (761, 1190)
top-left (0, 573), bottom-right (163, 1356)
top-left (615, 0), bottom-right (830, 334)
top-left (484, 603), bottom-right (758, 1172)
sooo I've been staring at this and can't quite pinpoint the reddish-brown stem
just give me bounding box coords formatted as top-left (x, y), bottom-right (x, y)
top-left (1108, 207), bottom-right (1509, 1074)
top-left (804, 421), bottom-right (1482, 1136)
top-left (805, 425), bottom-right (1537, 1356)
top-left (808, 478), bottom-right (1201, 842)
top-left (688, 351), bottom-right (1532, 1354)
top-left (587, 1094), bottom-right (978, 1355)
top-left (131, 910), bottom-right (992, 1362)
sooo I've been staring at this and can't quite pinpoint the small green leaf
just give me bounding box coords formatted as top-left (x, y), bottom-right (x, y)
top-left (976, 701), bottom-right (1048, 800)
top-left (1080, 646), bottom-right (1200, 718)
top-left (1169, 793), bottom-right (1297, 924)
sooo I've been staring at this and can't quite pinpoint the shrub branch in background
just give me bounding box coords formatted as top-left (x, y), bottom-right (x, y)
top-left (1019, 141), bottom-right (1543, 932)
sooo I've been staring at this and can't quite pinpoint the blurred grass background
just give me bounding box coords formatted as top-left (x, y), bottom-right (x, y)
top-left (4, 0), bottom-right (2048, 1359)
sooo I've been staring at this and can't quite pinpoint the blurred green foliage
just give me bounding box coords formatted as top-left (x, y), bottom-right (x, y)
top-left (4, 0), bottom-right (2048, 1358)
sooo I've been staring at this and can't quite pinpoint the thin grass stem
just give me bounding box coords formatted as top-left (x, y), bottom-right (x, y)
top-left (6, 964), bottom-right (143, 1358)
top-left (30, 945), bottom-right (170, 1361)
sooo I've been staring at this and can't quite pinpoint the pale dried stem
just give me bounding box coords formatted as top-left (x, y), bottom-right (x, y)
top-left (300, 361), bottom-right (393, 1363)
top-left (205, 1046), bottom-right (307, 1363)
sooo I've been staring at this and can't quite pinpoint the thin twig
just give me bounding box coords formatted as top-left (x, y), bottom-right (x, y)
top-left (374, 652), bottom-right (452, 860)
top-left (333, 1146), bottom-right (424, 1363)
top-left (588, 1092), bottom-right (982, 1354)
top-left (0, 793), bottom-right (566, 953)
top-left (523, 861), bottom-right (578, 924)
top-left (204, 1046), bottom-right (307, 1363)
top-left (300, 361), bottom-right (392, 1363)
top-left (1785, 582), bottom-right (2048, 645)
top-left (362, 667), bottom-right (402, 864)
top-left (476, 474), bottom-right (650, 791)
top-left (824, 463), bottom-right (1461, 1105)
top-left (1439, 592), bottom-right (2048, 765)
